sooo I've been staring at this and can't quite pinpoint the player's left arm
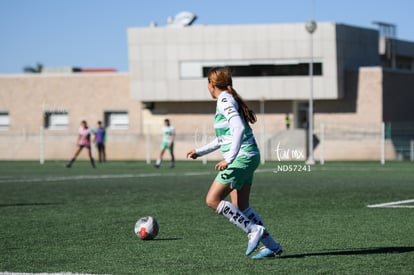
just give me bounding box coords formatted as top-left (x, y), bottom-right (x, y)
top-left (218, 98), bottom-right (245, 164)
top-left (225, 115), bottom-right (244, 164)
top-left (214, 117), bottom-right (244, 170)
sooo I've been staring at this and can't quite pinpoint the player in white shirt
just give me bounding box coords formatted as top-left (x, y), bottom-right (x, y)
top-left (155, 119), bottom-right (175, 168)
top-left (187, 67), bottom-right (282, 259)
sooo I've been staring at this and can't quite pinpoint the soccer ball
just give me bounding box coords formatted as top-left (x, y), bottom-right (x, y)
top-left (134, 216), bottom-right (159, 240)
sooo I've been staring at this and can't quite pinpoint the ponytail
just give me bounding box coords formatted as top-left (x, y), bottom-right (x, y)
top-left (226, 85), bottom-right (257, 124)
top-left (208, 66), bottom-right (257, 124)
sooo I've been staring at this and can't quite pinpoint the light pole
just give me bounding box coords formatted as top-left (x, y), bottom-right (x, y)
top-left (305, 20), bottom-right (317, 164)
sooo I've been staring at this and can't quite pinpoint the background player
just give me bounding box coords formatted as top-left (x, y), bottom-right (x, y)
top-left (155, 118), bottom-right (175, 168)
top-left (93, 120), bottom-right (106, 163)
top-left (66, 120), bottom-right (96, 168)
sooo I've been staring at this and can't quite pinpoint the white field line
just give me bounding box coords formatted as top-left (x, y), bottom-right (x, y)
top-left (317, 166), bottom-right (414, 172)
top-left (367, 199), bottom-right (414, 209)
top-left (0, 173), bottom-right (164, 183)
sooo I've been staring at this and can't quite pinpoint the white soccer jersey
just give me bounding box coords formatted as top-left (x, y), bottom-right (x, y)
top-left (162, 125), bottom-right (175, 143)
top-left (196, 91), bottom-right (259, 163)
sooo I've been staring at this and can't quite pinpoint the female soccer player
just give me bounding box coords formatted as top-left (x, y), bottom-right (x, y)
top-left (187, 67), bottom-right (283, 259)
top-left (155, 118), bottom-right (175, 168)
top-left (66, 120), bottom-right (96, 168)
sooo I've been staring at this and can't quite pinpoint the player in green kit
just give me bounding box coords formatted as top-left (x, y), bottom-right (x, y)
top-left (155, 119), bottom-right (175, 168)
top-left (187, 67), bottom-right (283, 258)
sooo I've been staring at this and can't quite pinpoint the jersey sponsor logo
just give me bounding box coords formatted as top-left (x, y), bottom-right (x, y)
top-left (224, 106), bottom-right (236, 115)
top-left (221, 98), bottom-right (228, 102)
top-left (221, 173), bottom-right (229, 180)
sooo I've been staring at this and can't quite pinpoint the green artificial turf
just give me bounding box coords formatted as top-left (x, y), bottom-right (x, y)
top-left (0, 160), bottom-right (413, 274)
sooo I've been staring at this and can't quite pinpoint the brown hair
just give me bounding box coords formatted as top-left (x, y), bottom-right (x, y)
top-left (207, 67), bottom-right (257, 124)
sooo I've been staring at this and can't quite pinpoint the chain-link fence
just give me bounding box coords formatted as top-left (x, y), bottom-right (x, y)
top-left (1, 122), bottom-right (413, 163)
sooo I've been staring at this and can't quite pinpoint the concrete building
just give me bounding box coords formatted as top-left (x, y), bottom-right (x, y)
top-left (1, 21), bottom-right (414, 161)
top-left (0, 73), bottom-right (142, 160)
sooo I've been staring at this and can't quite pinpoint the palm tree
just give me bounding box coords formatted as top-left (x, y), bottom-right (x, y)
top-left (23, 63), bottom-right (43, 73)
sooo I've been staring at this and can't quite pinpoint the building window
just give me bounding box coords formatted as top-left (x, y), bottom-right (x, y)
top-left (44, 111), bottom-right (69, 129)
top-left (180, 60), bottom-right (323, 78)
top-left (0, 112), bottom-right (10, 130)
top-left (105, 111), bottom-right (129, 130)
top-left (203, 63), bottom-right (323, 77)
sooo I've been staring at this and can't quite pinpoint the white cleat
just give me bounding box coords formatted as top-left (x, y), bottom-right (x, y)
top-left (246, 225), bottom-right (265, 256)
top-left (252, 246), bottom-right (283, 259)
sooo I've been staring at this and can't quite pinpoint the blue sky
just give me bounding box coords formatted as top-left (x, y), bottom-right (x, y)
top-left (0, 0), bottom-right (412, 74)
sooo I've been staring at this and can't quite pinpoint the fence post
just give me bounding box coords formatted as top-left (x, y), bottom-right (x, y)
top-left (260, 98), bottom-right (265, 164)
top-left (320, 123), bottom-right (325, 165)
top-left (202, 124), bottom-right (207, 165)
top-left (145, 125), bottom-right (151, 164)
top-left (380, 122), bottom-right (385, 165)
top-left (39, 126), bottom-right (45, 165)
top-left (411, 140), bottom-right (414, 162)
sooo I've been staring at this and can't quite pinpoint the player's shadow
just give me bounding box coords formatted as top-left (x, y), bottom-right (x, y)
top-left (281, 246), bottom-right (414, 259)
top-left (152, 237), bottom-right (183, 241)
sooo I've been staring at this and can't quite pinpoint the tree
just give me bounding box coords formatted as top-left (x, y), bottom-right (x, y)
top-left (23, 63), bottom-right (43, 73)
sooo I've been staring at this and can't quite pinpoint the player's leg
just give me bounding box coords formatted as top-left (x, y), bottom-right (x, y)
top-left (205, 180), bottom-right (231, 210)
top-left (207, 180), bottom-right (264, 255)
top-left (243, 207), bottom-right (283, 259)
top-left (97, 143), bottom-right (103, 162)
top-left (230, 180), bottom-right (283, 258)
top-left (66, 146), bottom-right (82, 167)
top-left (169, 143), bottom-right (175, 168)
top-left (229, 154), bottom-right (276, 256)
top-left (229, 183), bottom-right (251, 211)
top-left (86, 147), bottom-right (96, 168)
top-left (230, 196), bottom-right (282, 258)
top-left (155, 145), bottom-right (166, 168)
top-left (102, 143), bottom-right (106, 162)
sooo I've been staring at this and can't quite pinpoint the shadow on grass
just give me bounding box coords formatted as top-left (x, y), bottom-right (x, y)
top-left (151, 237), bottom-right (183, 241)
top-left (0, 202), bottom-right (64, 208)
top-left (281, 246), bottom-right (414, 259)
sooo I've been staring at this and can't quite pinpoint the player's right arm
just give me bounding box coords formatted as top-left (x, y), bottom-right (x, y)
top-left (187, 149), bottom-right (198, 159)
top-left (187, 137), bottom-right (220, 159)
